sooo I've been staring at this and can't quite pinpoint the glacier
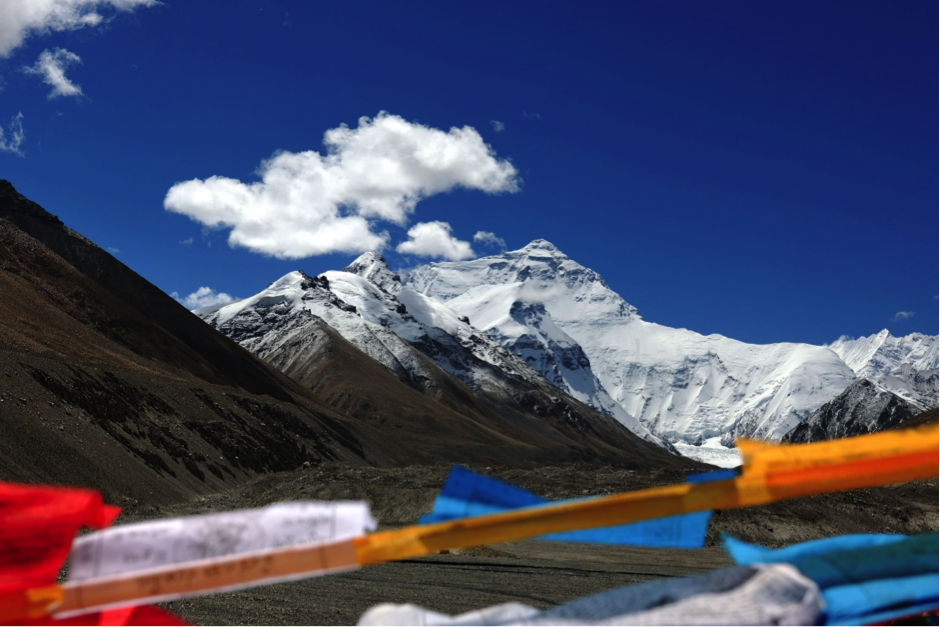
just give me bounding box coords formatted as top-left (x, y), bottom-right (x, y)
top-left (406, 239), bottom-right (937, 464)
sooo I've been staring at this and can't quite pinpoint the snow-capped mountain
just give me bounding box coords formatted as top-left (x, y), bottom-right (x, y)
top-left (406, 240), bottom-right (879, 457)
top-left (195, 253), bottom-right (663, 446)
top-left (197, 264), bottom-right (515, 398)
top-left (195, 239), bottom-right (936, 467)
top-left (781, 379), bottom-right (922, 444)
top-left (826, 330), bottom-right (938, 409)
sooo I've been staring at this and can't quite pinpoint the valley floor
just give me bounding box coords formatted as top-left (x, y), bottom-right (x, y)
top-left (162, 541), bottom-right (735, 625)
top-left (125, 463), bottom-right (938, 625)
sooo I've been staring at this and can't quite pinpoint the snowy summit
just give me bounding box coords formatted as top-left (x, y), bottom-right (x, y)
top-left (197, 241), bottom-right (938, 467)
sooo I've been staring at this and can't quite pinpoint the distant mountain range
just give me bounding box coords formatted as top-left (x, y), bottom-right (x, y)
top-left (200, 239), bottom-right (937, 465)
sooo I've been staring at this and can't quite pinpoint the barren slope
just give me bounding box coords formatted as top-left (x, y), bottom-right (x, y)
top-left (0, 213), bottom-right (371, 504)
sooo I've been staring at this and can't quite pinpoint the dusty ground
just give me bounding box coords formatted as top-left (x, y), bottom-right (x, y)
top-left (135, 463), bottom-right (938, 625)
top-left (162, 542), bottom-right (736, 626)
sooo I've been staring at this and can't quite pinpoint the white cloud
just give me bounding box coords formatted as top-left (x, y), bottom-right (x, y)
top-left (106, 246), bottom-right (119, 254)
top-left (473, 230), bottom-right (506, 250)
top-left (0, 0), bottom-right (157, 58)
top-left (171, 286), bottom-right (239, 310)
top-left (24, 48), bottom-right (83, 98)
top-left (0, 112), bottom-right (26, 155)
top-left (891, 311), bottom-right (915, 322)
top-left (396, 221), bottom-right (475, 260)
top-left (179, 237), bottom-right (193, 247)
top-left (165, 112), bottom-right (519, 259)
top-left (490, 120), bottom-right (505, 132)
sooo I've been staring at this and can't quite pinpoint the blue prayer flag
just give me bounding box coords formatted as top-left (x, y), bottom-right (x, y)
top-left (420, 465), bottom-right (714, 548)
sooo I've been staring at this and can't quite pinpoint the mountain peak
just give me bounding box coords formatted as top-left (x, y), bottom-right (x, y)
top-left (266, 270), bottom-right (312, 290)
top-left (342, 251), bottom-right (402, 293)
top-left (520, 239), bottom-right (565, 255)
top-left (345, 251), bottom-right (387, 269)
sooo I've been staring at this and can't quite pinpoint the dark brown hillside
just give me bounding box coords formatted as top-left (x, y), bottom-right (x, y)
top-left (895, 406), bottom-right (939, 429)
top-left (0, 213), bottom-right (372, 504)
top-left (0, 179), bottom-right (294, 400)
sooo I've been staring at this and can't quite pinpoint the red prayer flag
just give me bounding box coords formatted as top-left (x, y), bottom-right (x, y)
top-left (0, 481), bottom-right (120, 596)
top-left (10, 604), bottom-right (190, 626)
top-left (0, 482), bottom-right (186, 624)
top-left (868, 609), bottom-right (940, 625)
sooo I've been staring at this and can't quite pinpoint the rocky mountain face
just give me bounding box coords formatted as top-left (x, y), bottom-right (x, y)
top-left (0, 181), bottom-right (308, 401)
top-left (782, 379), bottom-right (922, 443)
top-left (197, 256), bottom-right (679, 456)
top-left (826, 330), bottom-right (938, 410)
top-left (198, 266), bottom-right (544, 398)
top-left (1, 181), bottom-right (696, 507)
top-left (406, 241), bottom-right (859, 448)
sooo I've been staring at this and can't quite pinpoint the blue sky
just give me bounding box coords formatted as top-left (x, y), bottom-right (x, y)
top-left (1, 0), bottom-right (935, 346)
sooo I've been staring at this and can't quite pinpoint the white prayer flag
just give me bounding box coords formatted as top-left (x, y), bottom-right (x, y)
top-left (68, 501), bottom-right (375, 582)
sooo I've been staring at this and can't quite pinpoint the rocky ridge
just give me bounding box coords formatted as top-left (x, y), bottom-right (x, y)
top-left (782, 379), bottom-right (922, 443)
top-left (196, 238), bottom-right (937, 465)
top-left (826, 330), bottom-right (938, 409)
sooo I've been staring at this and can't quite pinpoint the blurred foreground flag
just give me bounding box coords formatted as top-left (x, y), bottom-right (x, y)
top-left (419, 466), bottom-right (727, 548)
top-left (0, 482), bottom-right (119, 596)
top-left (359, 563), bottom-right (824, 625)
top-left (356, 425), bottom-right (937, 566)
top-left (68, 501), bottom-right (376, 584)
top-left (0, 481), bottom-right (188, 624)
top-left (1, 488), bottom-right (376, 620)
top-left (12, 604), bottom-right (188, 626)
top-left (0, 483), bottom-right (121, 620)
top-left (723, 533), bottom-right (939, 625)
top-left (57, 501), bottom-right (376, 614)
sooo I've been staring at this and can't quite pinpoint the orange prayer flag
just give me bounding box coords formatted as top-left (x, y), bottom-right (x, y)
top-left (737, 422), bottom-right (940, 500)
